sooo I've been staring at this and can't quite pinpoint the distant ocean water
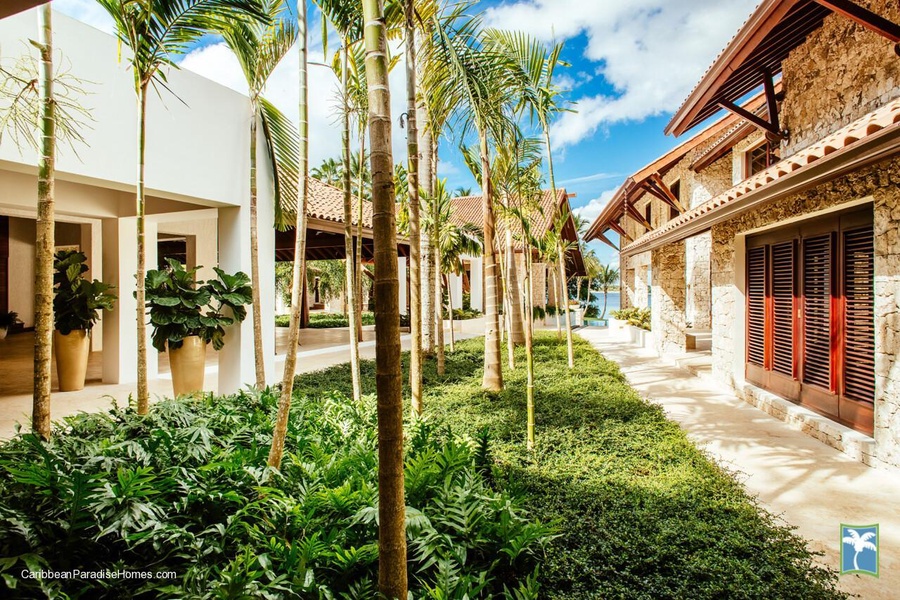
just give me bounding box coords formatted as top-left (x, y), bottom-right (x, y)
top-left (590, 291), bottom-right (620, 316)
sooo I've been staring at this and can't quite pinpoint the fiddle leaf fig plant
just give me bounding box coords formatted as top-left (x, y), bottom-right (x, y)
top-left (53, 250), bottom-right (117, 334)
top-left (144, 259), bottom-right (253, 352)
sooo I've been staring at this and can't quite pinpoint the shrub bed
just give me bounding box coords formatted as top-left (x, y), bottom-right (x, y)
top-left (275, 311), bottom-right (376, 328)
top-left (0, 391), bottom-right (550, 598)
top-left (292, 334), bottom-right (845, 599)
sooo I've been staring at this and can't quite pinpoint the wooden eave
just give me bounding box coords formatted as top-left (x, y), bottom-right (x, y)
top-left (1, 0), bottom-right (47, 19)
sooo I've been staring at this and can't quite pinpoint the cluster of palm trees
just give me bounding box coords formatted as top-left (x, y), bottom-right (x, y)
top-left (10, 0), bottom-right (622, 596)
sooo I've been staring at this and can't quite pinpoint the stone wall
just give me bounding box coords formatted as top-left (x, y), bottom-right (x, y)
top-left (651, 241), bottom-right (686, 356)
top-left (780, 0), bottom-right (900, 156)
top-left (709, 155), bottom-right (900, 469)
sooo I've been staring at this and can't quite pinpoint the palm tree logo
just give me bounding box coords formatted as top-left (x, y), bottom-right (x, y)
top-left (841, 524), bottom-right (879, 576)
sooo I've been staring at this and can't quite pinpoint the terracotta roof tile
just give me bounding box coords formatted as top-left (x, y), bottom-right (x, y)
top-left (304, 177), bottom-right (373, 229)
top-left (450, 188), bottom-right (566, 241)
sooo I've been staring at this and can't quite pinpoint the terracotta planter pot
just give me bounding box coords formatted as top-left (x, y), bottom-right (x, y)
top-left (54, 329), bottom-right (90, 391)
top-left (169, 336), bottom-right (207, 396)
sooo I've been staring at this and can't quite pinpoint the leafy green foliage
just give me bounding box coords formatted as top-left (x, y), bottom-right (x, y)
top-left (0, 388), bottom-right (550, 598)
top-left (52, 250), bottom-right (116, 334)
top-left (275, 312), bottom-right (376, 328)
top-left (0, 311), bottom-right (20, 328)
top-left (611, 307), bottom-right (652, 331)
top-left (291, 335), bottom-right (846, 600)
top-left (144, 259), bottom-right (252, 352)
top-left (444, 307), bottom-right (482, 321)
top-left (531, 306), bottom-right (546, 321)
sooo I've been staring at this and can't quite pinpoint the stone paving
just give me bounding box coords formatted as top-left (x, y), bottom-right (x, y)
top-left (579, 327), bottom-right (900, 600)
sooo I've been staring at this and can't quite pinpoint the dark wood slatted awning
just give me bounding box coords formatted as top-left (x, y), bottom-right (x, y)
top-left (275, 217), bottom-right (409, 262)
top-left (1, 0), bottom-right (47, 19)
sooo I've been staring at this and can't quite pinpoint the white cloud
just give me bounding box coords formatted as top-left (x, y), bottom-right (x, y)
top-left (559, 171), bottom-right (619, 186)
top-left (485, 0), bottom-right (759, 149)
top-left (573, 187), bottom-right (618, 224)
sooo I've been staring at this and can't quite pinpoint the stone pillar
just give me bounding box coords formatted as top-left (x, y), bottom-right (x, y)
top-left (685, 232), bottom-right (712, 329)
top-left (874, 184), bottom-right (900, 469)
top-left (532, 262), bottom-right (546, 308)
top-left (101, 217), bottom-right (157, 384)
top-left (469, 256), bottom-right (483, 312)
top-left (635, 264), bottom-right (650, 309)
top-left (651, 241), bottom-right (686, 357)
top-left (398, 256), bottom-right (408, 315)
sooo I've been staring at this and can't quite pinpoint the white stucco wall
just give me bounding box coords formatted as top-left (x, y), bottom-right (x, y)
top-left (7, 217), bottom-right (35, 327)
top-left (0, 9), bottom-right (251, 207)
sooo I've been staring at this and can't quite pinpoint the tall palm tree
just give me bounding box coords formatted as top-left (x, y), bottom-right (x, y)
top-left (97, 0), bottom-right (267, 414)
top-left (487, 31), bottom-right (575, 368)
top-left (33, 4), bottom-right (55, 439)
top-left (311, 157), bottom-right (342, 186)
top-left (221, 0), bottom-right (298, 390)
top-left (318, 0), bottom-right (364, 402)
top-left (596, 264), bottom-right (620, 320)
top-left (453, 186), bottom-right (473, 197)
top-left (362, 0), bottom-right (406, 595)
top-left (404, 0), bottom-right (424, 415)
top-left (425, 10), bottom-right (519, 391)
top-left (268, 0), bottom-right (309, 469)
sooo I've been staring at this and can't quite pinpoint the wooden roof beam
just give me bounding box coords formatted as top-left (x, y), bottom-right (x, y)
top-left (813, 0), bottom-right (900, 53)
top-left (718, 97), bottom-right (785, 142)
top-left (647, 173), bottom-right (686, 213)
top-left (605, 218), bottom-right (633, 244)
top-left (594, 231), bottom-right (619, 251)
top-left (624, 202), bottom-right (653, 231)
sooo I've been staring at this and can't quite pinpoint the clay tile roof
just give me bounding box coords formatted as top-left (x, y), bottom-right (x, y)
top-left (304, 177), bottom-right (373, 229)
top-left (450, 188), bottom-right (567, 241)
top-left (623, 98), bottom-right (900, 255)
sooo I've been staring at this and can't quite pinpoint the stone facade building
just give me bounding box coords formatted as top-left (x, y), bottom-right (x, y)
top-left (588, 0), bottom-right (900, 469)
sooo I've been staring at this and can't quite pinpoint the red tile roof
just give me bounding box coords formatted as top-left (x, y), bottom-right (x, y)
top-left (306, 177), bottom-right (373, 228)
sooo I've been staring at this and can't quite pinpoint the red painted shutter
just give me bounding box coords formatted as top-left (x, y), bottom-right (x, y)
top-left (802, 234), bottom-right (832, 390)
top-left (771, 241), bottom-right (795, 378)
top-left (842, 227), bottom-right (875, 404)
top-left (747, 246), bottom-right (766, 367)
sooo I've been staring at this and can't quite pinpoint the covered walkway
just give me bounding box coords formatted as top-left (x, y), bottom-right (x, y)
top-left (579, 327), bottom-right (899, 599)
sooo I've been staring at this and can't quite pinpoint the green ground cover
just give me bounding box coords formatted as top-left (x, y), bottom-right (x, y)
top-left (275, 311), bottom-right (376, 328)
top-left (0, 333), bottom-right (844, 599)
top-left (293, 334), bottom-right (845, 599)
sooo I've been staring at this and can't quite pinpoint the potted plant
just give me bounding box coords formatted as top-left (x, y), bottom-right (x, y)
top-left (145, 259), bottom-right (252, 396)
top-left (53, 250), bottom-right (117, 391)
top-left (0, 310), bottom-right (21, 340)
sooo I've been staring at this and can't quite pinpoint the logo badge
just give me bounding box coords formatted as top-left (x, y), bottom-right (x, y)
top-left (841, 524), bottom-right (879, 577)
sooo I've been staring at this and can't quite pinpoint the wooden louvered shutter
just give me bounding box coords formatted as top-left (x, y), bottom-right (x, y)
top-left (771, 241), bottom-right (795, 377)
top-left (802, 234), bottom-right (833, 390)
top-left (842, 227), bottom-right (875, 404)
top-left (747, 246), bottom-right (766, 367)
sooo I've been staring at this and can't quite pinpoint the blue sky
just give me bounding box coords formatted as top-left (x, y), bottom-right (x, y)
top-left (52, 0), bottom-right (760, 266)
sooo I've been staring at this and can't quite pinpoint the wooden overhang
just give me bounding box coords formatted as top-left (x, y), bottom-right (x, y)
top-left (667, 0), bottom-right (900, 137)
top-left (623, 99), bottom-right (900, 257)
top-left (1, 0), bottom-right (47, 19)
top-left (275, 178), bottom-right (409, 262)
top-left (584, 93), bottom-right (769, 247)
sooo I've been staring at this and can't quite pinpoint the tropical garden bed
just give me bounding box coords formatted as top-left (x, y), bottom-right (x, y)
top-left (275, 311), bottom-right (376, 328)
top-left (0, 334), bottom-right (844, 598)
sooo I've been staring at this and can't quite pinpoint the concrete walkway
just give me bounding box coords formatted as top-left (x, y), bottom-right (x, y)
top-left (579, 327), bottom-right (899, 600)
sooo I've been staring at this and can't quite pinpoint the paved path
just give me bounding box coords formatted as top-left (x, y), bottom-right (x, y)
top-left (579, 328), bottom-right (899, 600)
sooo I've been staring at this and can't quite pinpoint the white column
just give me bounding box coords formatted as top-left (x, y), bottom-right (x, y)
top-left (450, 273), bottom-right (463, 309)
top-left (101, 217), bottom-right (157, 384)
top-left (398, 256), bottom-right (408, 315)
top-left (217, 180), bottom-right (276, 392)
top-left (470, 256), bottom-right (483, 312)
top-left (82, 221), bottom-right (103, 351)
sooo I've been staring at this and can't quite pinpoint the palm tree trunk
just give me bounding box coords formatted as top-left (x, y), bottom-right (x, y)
top-left (362, 0), bottom-right (407, 595)
top-left (601, 286), bottom-right (609, 320)
top-left (356, 126), bottom-right (365, 329)
top-left (558, 255), bottom-right (574, 368)
top-left (268, 0), bottom-right (310, 470)
top-left (405, 0), bottom-right (423, 415)
top-left (551, 267), bottom-right (561, 339)
top-left (418, 108), bottom-right (434, 356)
top-left (505, 230), bottom-right (525, 345)
top-left (32, 4), bottom-right (54, 439)
top-left (136, 80), bottom-right (150, 414)
top-left (447, 274), bottom-right (455, 352)
top-left (435, 222), bottom-right (445, 376)
top-left (545, 129), bottom-right (574, 368)
top-left (524, 245), bottom-right (535, 450)
top-left (249, 100), bottom-right (266, 389)
top-left (479, 130), bottom-right (502, 392)
top-left (341, 44), bottom-right (362, 402)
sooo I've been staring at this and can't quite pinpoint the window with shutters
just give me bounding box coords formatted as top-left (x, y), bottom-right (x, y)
top-left (745, 207), bottom-right (874, 434)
